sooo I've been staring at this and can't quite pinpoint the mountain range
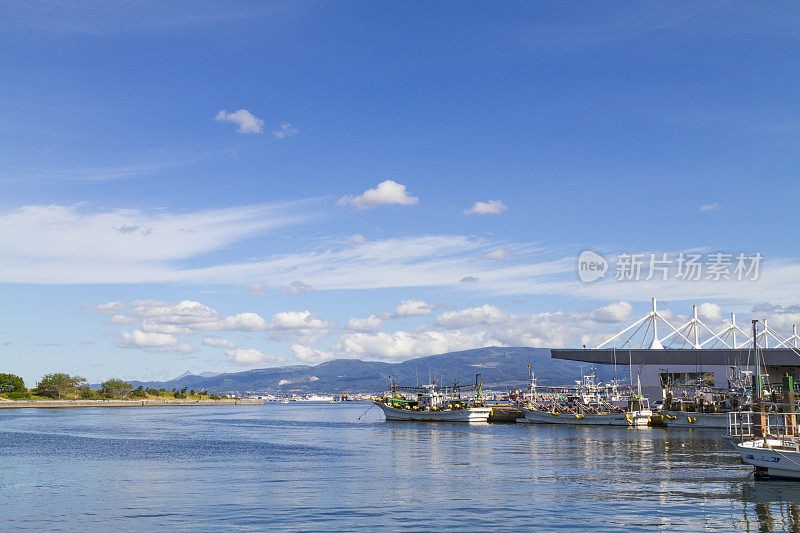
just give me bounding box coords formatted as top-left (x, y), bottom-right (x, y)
top-left (130, 346), bottom-right (619, 395)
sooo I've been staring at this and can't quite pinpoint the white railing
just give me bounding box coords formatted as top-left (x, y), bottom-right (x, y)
top-left (728, 410), bottom-right (800, 440)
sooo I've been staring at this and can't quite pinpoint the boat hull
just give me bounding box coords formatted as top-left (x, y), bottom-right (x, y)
top-left (735, 439), bottom-right (800, 479)
top-left (654, 411), bottom-right (728, 428)
top-left (518, 406), bottom-right (650, 426)
top-left (374, 402), bottom-right (492, 422)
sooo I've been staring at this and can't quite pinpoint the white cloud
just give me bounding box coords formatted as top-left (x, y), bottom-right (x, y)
top-left (347, 315), bottom-right (384, 333)
top-left (0, 201), bottom-right (313, 284)
top-left (291, 344), bottom-right (336, 364)
top-left (435, 305), bottom-right (510, 329)
top-left (80, 338), bottom-right (96, 345)
top-left (278, 379), bottom-right (290, 385)
top-left (268, 311), bottom-right (329, 343)
top-left (109, 314), bottom-right (139, 325)
top-left (202, 337), bottom-right (237, 349)
top-left (464, 200), bottom-right (508, 215)
top-left (394, 299), bottom-right (433, 317)
top-left (8, 202), bottom-right (800, 306)
top-left (116, 330), bottom-right (178, 349)
top-left (281, 281), bottom-right (314, 294)
top-left (347, 234), bottom-right (367, 245)
top-left (461, 276), bottom-right (480, 283)
top-left (246, 283), bottom-right (266, 293)
top-left (271, 123), bottom-right (298, 138)
top-left (321, 301), bottom-right (644, 362)
top-left (104, 300), bottom-right (269, 357)
top-left (215, 109), bottom-right (264, 134)
top-left (336, 180), bottom-right (418, 209)
top-left (485, 248), bottom-right (512, 261)
top-left (129, 300), bottom-right (267, 331)
top-left (698, 302), bottom-right (722, 321)
top-left (699, 202), bottom-right (722, 212)
top-left (176, 342), bottom-right (195, 355)
top-left (591, 301), bottom-right (633, 323)
top-left (141, 321), bottom-right (194, 335)
top-left (331, 330), bottom-right (490, 361)
top-left (95, 301), bottom-right (125, 314)
top-left (225, 348), bottom-right (284, 365)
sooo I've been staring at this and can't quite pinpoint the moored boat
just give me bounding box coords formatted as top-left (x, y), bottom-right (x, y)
top-left (516, 368), bottom-right (652, 426)
top-left (374, 401), bottom-right (492, 422)
top-left (373, 377), bottom-right (492, 423)
top-left (650, 410), bottom-right (728, 428)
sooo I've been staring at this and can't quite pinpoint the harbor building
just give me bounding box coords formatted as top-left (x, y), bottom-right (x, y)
top-left (550, 298), bottom-right (800, 402)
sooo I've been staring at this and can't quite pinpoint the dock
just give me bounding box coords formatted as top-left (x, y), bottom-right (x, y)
top-left (488, 404), bottom-right (524, 423)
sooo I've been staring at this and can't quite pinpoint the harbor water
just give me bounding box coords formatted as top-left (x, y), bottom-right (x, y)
top-left (2, 403), bottom-right (800, 531)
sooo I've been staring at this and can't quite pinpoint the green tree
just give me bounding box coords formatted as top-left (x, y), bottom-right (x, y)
top-left (33, 373), bottom-right (86, 399)
top-left (0, 373), bottom-right (26, 394)
top-left (129, 386), bottom-right (146, 398)
top-left (100, 378), bottom-right (133, 399)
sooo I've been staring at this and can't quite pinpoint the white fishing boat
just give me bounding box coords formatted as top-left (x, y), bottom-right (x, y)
top-left (518, 404), bottom-right (651, 426)
top-left (374, 377), bottom-right (492, 423)
top-left (517, 368), bottom-right (652, 426)
top-left (727, 410), bottom-right (800, 479)
top-left (375, 401), bottom-right (492, 422)
top-left (723, 320), bottom-right (800, 479)
top-left (652, 410), bottom-right (728, 428)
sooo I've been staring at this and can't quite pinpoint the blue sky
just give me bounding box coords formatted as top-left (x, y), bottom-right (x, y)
top-left (1, 1), bottom-right (800, 386)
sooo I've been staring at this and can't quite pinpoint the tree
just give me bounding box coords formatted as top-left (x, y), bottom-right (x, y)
top-left (0, 373), bottom-right (26, 394)
top-left (33, 373), bottom-right (86, 399)
top-left (100, 378), bottom-right (133, 399)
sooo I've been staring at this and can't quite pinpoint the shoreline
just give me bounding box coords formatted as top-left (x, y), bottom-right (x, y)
top-left (0, 398), bottom-right (265, 409)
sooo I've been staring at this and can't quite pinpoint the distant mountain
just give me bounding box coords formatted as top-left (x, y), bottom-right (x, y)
top-left (130, 346), bottom-right (617, 395)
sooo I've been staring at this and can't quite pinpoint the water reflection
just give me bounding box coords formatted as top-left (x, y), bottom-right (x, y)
top-left (740, 482), bottom-right (800, 532)
top-left (6, 405), bottom-right (800, 530)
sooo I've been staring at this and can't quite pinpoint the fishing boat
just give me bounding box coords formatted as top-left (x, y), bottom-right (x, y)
top-left (727, 408), bottom-right (800, 479)
top-left (723, 319), bottom-right (800, 478)
top-left (517, 368), bottom-right (652, 426)
top-left (651, 369), bottom-right (752, 429)
top-left (373, 377), bottom-right (492, 422)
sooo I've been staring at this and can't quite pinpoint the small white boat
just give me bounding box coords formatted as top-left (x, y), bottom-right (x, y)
top-left (727, 410), bottom-right (800, 479)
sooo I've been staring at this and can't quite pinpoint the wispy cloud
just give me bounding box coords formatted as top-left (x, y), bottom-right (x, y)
top-left (0, 200), bottom-right (317, 283)
top-left (699, 202), bottom-right (722, 212)
top-left (0, 1), bottom-right (284, 36)
top-left (271, 123), bottom-right (298, 138)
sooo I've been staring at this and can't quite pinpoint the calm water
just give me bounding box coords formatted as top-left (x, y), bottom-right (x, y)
top-left (2, 403), bottom-right (800, 532)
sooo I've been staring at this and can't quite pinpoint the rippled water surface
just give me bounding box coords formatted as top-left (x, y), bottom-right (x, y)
top-left (2, 403), bottom-right (800, 531)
